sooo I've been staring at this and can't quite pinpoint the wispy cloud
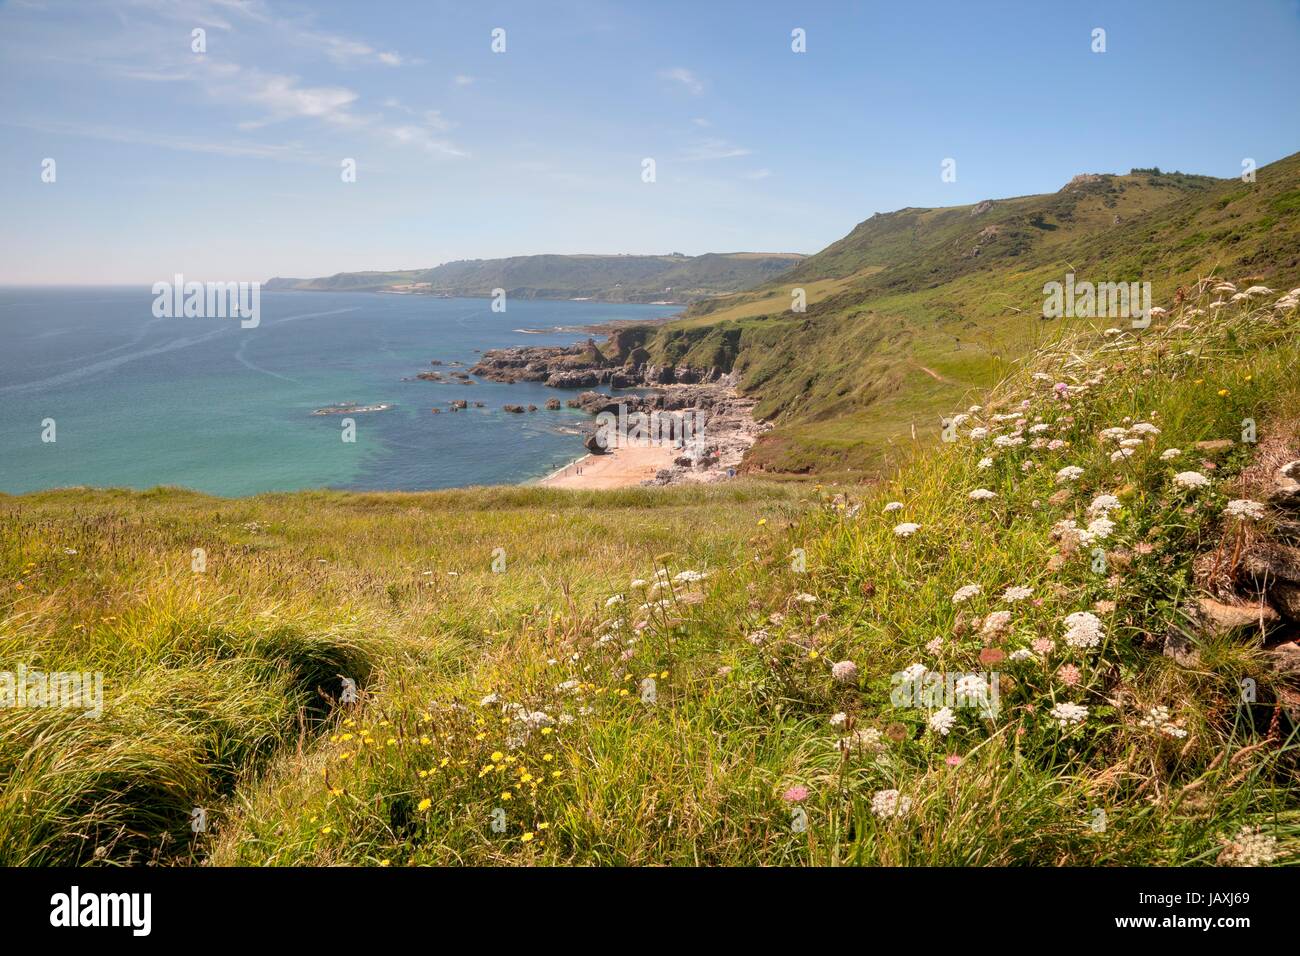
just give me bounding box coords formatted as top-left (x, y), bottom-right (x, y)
top-left (681, 137), bottom-right (751, 161)
top-left (453, 74), bottom-right (475, 86)
top-left (660, 66), bottom-right (704, 95)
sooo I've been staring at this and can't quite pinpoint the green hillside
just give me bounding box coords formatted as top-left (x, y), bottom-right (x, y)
top-left (266, 252), bottom-right (805, 305)
top-left (4, 286), bottom-right (1299, 866)
top-left (639, 155), bottom-right (1300, 477)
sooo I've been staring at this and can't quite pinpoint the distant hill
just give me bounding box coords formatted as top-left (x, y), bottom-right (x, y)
top-left (266, 252), bottom-right (806, 305)
top-left (635, 154), bottom-right (1300, 476)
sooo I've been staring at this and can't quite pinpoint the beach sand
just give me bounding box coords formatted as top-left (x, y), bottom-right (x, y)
top-left (540, 445), bottom-right (677, 489)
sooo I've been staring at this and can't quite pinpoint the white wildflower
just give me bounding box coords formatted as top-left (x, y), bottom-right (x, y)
top-left (928, 707), bottom-right (957, 736)
top-left (1050, 701), bottom-right (1088, 727)
top-left (1173, 471), bottom-right (1210, 490)
top-left (1063, 611), bottom-right (1104, 650)
top-left (871, 789), bottom-right (912, 819)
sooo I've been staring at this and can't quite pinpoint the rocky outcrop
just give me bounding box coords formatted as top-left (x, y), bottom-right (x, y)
top-left (1180, 433), bottom-right (1300, 725)
top-left (470, 338), bottom-right (719, 391)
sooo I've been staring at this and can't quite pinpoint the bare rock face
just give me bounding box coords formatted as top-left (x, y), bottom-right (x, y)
top-left (1272, 460), bottom-right (1300, 507)
top-left (1194, 439), bottom-right (1235, 455)
top-left (1195, 597), bottom-right (1279, 634)
top-left (1242, 542), bottom-right (1300, 585)
top-left (1266, 641), bottom-right (1300, 681)
top-left (1270, 581), bottom-right (1300, 622)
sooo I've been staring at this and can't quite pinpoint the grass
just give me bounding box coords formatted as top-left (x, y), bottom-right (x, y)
top-left (3, 282), bottom-right (1297, 866)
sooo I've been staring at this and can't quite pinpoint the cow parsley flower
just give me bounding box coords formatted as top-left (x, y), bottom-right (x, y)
top-left (980, 610), bottom-right (1012, 638)
top-left (893, 522), bottom-right (920, 537)
top-left (929, 707), bottom-right (957, 735)
top-left (1085, 516), bottom-right (1115, 540)
top-left (1224, 499), bottom-right (1266, 520)
top-left (1063, 611), bottom-right (1104, 649)
top-left (1049, 702), bottom-right (1088, 727)
top-left (1001, 585), bottom-right (1033, 602)
top-left (1218, 826), bottom-right (1278, 867)
top-left (1088, 494), bottom-right (1121, 515)
top-left (871, 789), bottom-right (912, 819)
top-left (1159, 448), bottom-right (1181, 461)
top-left (977, 456), bottom-right (994, 470)
top-left (883, 501), bottom-right (904, 513)
top-left (831, 660), bottom-right (859, 684)
top-left (969, 488), bottom-right (997, 501)
top-left (951, 584), bottom-right (982, 604)
top-left (1173, 471), bottom-right (1210, 490)
top-left (1056, 466), bottom-right (1084, 483)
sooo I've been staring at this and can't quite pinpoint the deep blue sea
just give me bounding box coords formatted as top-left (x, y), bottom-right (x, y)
top-left (0, 287), bottom-right (677, 496)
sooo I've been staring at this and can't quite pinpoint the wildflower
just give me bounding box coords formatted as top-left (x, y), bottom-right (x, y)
top-left (1173, 471), bottom-right (1210, 490)
top-left (980, 610), bottom-right (1012, 638)
top-left (794, 592), bottom-right (818, 604)
top-left (1057, 664), bottom-right (1080, 686)
top-left (993, 434), bottom-right (1024, 448)
top-left (829, 711), bottom-right (848, 728)
top-left (1063, 611), bottom-right (1104, 650)
top-left (951, 584), bottom-right (982, 604)
top-left (831, 660), bottom-right (859, 684)
top-left (968, 488), bottom-right (997, 501)
top-left (871, 789), bottom-right (912, 819)
top-left (1085, 516), bottom-right (1115, 540)
top-left (968, 427), bottom-right (988, 440)
top-left (1224, 499), bottom-right (1266, 521)
top-left (1136, 705), bottom-right (1187, 738)
top-left (925, 636), bottom-right (944, 654)
top-left (1109, 448), bottom-right (1134, 462)
top-left (900, 663), bottom-right (928, 682)
top-left (417, 798), bottom-right (432, 812)
top-left (1009, 648), bottom-right (1032, 661)
top-left (977, 457), bottom-right (994, 470)
top-left (521, 832), bottom-right (535, 843)
top-left (893, 522), bottom-right (920, 538)
top-left (1129, 422), bottom-right (1160, 436)
top-left (929, 707), bottom-right (957, 736)
top-left (782, 785), bottom-right (809, 803)
top-left (1001, 586), bottom-right (1033, 603)
top-left (605, 594), bottom-right (623, 607)
top-left (1055, 466), bottom-right (1084, 483)
top-left (1049, 702), bottom-right (1088, 727)
top-left (1159, 448), bottom-right (1181, 461)
top-left (1218, 826), bottom-right (1278, 867)
top-left (944, 754), bottom-right (963, 767)
top-left (883, 501), bottom-right (904, 513)
top-left (1087, 494), bottom-right (1121, 515)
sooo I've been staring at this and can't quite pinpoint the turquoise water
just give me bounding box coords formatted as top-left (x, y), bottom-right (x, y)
top-left (0, 287), bottom-right (677, 496)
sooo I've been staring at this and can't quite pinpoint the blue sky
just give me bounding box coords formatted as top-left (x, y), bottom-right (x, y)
top-left (2, 0), bottom-right (1298, 284)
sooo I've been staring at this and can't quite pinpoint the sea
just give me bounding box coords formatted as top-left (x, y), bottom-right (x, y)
top-left (0, 286), bottom-right (678, 496)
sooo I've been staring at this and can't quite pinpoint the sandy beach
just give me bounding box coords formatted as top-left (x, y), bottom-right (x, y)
top-left (539, 445), bottom-right (678, 489)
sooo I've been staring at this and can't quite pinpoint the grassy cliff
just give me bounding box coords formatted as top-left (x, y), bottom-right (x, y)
top-left (640, 154), bottom-right (1300, 478)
